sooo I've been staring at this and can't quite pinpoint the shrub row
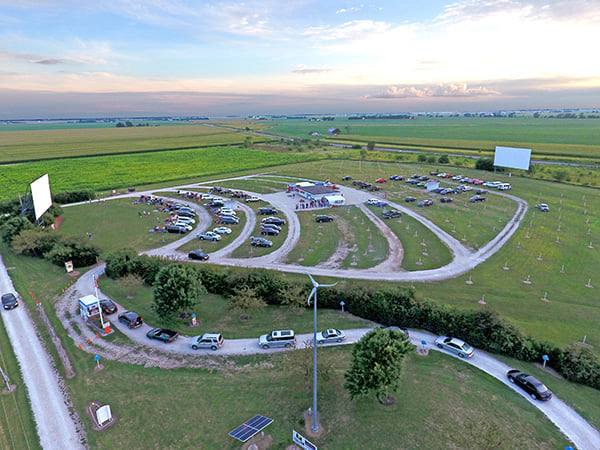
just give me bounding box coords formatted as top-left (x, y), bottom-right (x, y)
top-left (52, 190), bottom-right (96, 204)
top-left (104, 252), bottom-right (600, 390)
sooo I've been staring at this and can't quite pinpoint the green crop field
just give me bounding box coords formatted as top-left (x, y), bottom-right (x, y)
top-left (257, 116), bottom-right (600, 161)
top-left (0, 124), bottom-right (262, 163)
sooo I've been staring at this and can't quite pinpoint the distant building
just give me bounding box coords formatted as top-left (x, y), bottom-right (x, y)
top-left (327, 127), bottom-right (340, 135)
top-left (309, 131), bottom-right (319, 136)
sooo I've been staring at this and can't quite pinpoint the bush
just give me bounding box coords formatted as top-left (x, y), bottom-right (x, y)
top-left (438, 154), bottom-right (450, 164)
top-left (558, 344), bottom-right (600, 388)
top-left (52, 190), bottom-right (96, 204)
top-left (44, 236), bottom-right (99, 267)
top-left (417, 154), bottom-right (427, 162)
top-left (475, 157), bottom-right (494, 171)
top-left (1, 216), bottom-right (34, 244)
top-left (104, 248), bottom-right (138, 279)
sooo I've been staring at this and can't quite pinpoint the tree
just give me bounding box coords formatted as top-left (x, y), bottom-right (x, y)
top-left (227, 285), bottom-right (266, 321)
top-left (281, 339), bottom-right (331, 391)
top-left (153, 264), bottom-right (206, 318)
top-left (1, 216), bottom-right (33, 244)
top-left (475, 157), bottom-right (494, 171)
top-left (438, 154), bottom-right (449, 164)
top-left (243, 136), bottom-right (253, 148)
top-left (417, 153), bottom-right (427, 162)
top-left (367, 141), bottom-right (376, 151)
top-left (344, 328), bottom-right (413, 404)
top-left (278, 282), bottom-right (308, 314)
top-left (11, 228), bottom-right (57, 257)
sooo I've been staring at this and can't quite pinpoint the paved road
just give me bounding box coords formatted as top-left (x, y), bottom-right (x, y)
top-left (0, 255), bottom-right (84, 449)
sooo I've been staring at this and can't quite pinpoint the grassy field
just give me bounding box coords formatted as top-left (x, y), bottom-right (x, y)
top-left (0, 146), bottom-right (313, 202)
top-left (260, 116), bottom-right (600, 161)
top-left (0, 124), bottom-right (262, 163)
top-left (99, 276), bottom-right (374, 337)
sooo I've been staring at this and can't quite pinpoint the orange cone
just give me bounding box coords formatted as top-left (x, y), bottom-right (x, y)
top-left (96, 333), bottom-right (100, 338)
top-left (88, 338), bottom-right (91, 343)
top-left (79, 344), bottom-right (82, 349)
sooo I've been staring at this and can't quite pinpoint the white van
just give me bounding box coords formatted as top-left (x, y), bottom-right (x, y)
top-left (497, 183), bottom-right (512, 190)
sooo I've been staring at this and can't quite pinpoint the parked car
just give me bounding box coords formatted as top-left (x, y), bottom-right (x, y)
top-left (470, 195), bottom-right (486, 202)
top-left (245, 196), bottom-right (262, 202)
top-left (507, 369), bottom-right (553, 400)
top-left (440, 197), bottom-right (453, 203)
top-left (258, 330), bottom-right (296, 349)
top-left (177, 209), bottom-right (195, 218)
top-left (258, 207), bottom-right (278, 215)
top-left (262, 217), bottom-right (286, 226)
top-left (100, 299), bottom-right (118, 315)
top-left (418, 199), bottom-right (434, 207)
top-left (217, 216), bottom-right (239, 225)
top-left (198, 231), bottom-right (221, 241)
top-left (316, 328), bottom-right (345, 344)
top-left (167, 224), bottom-right (189, 233)
top-left (342, 176), bottom-right (352, 181)
top-left (375, 178), bottom-right (387, 183)
top-left (251, 237), bottom-right (272, 247)
top-left (536, 203), bottom-right (550, 212)
top-left (260, 227), bottom-right (279, 236)
top-left (1, 293), bottom-right (18, 310)
top-left (387, 326), bottom-right (409, 338)
top-left (405, 196), bottom-right (417, 202)
top-left (213, 226), bottom-right (232, 234)
top-left (118, 311), bottom-right (144, 329)
top-left (316, 215), bottom-right (334, 223)
top-left (146, 328), bottom-right (179, 343)
top-left (188, 250), bottom-right (209, 260)
top-left (382, 209), bottom-right (402, 219)
top-left (173, 222), bottom-right (193, 231)
top-left (434, 336), bottom-right (474, 358)
top-left (175, 216), bottom-right (195, 224)
top-left (191, 333), bottom-right (224, 351)
top-left (367, 198), bottom-right (380, 205)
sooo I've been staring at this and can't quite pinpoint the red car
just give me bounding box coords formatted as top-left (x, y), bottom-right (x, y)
top-left (375, 178), bottom-right (387, 183)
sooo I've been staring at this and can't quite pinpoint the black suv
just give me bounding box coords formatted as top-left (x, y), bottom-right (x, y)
top-left (167, 224), bottom-right (188, 233)
top-left (382, 210), bottom-right (402, 219)
top-left (118, 311), bottom-right (144, 329)
top-left (470, 195), bottom-right (486, 202)
top-left (316, 215), bottom-right (333, 223)
top-left (262, 217), bottom-right (286, 226)
top-left (100, 299), bottom-right (118, 315)
top-left (405, 196), bottom-right (416, 202)
top-left (258, 207), bottom-right (278, 215)
top-left (251, 237), bottom-right (272, 247)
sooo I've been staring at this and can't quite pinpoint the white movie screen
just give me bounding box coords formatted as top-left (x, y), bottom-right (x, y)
top-left (30, 174), bottom-right (52, 220)
top-left (494, 146), bottom-right (532, 171)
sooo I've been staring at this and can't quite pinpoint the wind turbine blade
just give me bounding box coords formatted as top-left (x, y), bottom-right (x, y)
top-left (308, 287), bottom-right (316, 306)
top-left (305, 272), bottom-right (318, 288)
top-left (320, 282), bottom-right (338, 288)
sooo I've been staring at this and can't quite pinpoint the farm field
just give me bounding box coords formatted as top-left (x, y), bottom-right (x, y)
top-left (0, 146), bottom-right (312, 202)
top-left (0, 124), bottom-right (263, 163)
top-left (257, 116), bottom-right (600, 161)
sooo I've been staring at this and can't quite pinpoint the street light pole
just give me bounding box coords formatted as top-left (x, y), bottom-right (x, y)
top-left (306, 273), bottom-right (337, 432)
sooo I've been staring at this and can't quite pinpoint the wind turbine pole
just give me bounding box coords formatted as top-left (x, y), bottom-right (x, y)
top-left (306, 273), bottom-right (337, 433)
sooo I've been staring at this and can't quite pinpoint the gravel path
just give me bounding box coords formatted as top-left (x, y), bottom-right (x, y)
top-left (0, 255), bottom-right (85, 449)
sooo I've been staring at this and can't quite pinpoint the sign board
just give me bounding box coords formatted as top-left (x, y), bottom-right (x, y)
top-left (96, 404), bottom-right (112, 426)
top-left (293, 430), bottom-right (317, 450)
top-left (494, 146), bottom-right (532, 171)
top-left (65, 261), bottom-right (74, 273)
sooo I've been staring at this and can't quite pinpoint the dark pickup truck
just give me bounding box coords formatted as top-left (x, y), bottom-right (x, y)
top-left (146, 328), bottom-right (179, 343)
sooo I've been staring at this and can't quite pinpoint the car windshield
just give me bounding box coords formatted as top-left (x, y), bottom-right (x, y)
top-left (536, 382), bottom-right (550, 393)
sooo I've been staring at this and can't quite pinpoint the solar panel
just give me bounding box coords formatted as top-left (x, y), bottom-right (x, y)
top-left (229, 415), bottom-right (274, 442)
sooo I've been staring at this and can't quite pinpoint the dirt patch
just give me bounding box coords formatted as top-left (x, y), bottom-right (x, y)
top-left (316, 216), bottom-right (353, 269)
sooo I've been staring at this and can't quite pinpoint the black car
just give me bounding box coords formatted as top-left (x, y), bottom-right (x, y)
top-left (470, 195), bottom-right (486, 202)
top-left (118, 311), bottom-right (144, 329)
top-left (251, 237), bottom-right (272, 247)
top-left (258, 207), bottom-right (278, 215)
top-left (342, 176), bottom-right (352, 181)
top-left (189, 250), bottom-right (209, 260)
top-left (217, 216), bottom-right (239, 225)
top-left (382, 210), bottom-right (402, 219)
top-left (146, 328), bottom-right (179, 343)
top-left (260, 227), bottom-right (279, 236)
top-left (440, 197), bottom-right (453, 203)
top-left (260, 223), bottom-right (281, 231)
top-left (405, 196), bottom-right (416, 202)
top-left (100, 299), bottom-right (118, 315)
top-left (261, 217), bottom-right (286, 226)
top-left (1, 293), bottom-right (18, 310)
top-left (507, 369), bottom-right (552, 401)
top-left (316, 215), bottom-right (333, 223)
top-left (167, 224), bottom-right (188, 233)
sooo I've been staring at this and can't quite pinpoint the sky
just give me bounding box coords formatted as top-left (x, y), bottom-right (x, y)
top-left (1, 0), bottom-right (600, 118)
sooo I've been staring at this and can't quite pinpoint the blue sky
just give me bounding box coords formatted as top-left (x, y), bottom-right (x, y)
top-left (1, 0), bottom-right (599, 118)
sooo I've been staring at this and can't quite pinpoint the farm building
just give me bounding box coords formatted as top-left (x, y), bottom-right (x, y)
top-left (327, 127), bottom-right (340, 135)
top-left (289, 183), bottom-right (342, 202)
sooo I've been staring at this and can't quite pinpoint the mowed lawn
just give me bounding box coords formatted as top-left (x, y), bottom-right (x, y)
top-left (285, 206), bottom-right (389, 269)
top-left (66, 348), bottom-right (569, 449)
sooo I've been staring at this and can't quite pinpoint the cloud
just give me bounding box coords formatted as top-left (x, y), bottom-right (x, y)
top-left (438, 0), bottom-right (600, 24)
top-left (35, 59), bottom-right (66, 65)
top-left (367, 83), bottom-right (499, 99)
top-left (292, 65), bottom-right (333, 75)
top-left (336, 7), bottom-right (361, 14)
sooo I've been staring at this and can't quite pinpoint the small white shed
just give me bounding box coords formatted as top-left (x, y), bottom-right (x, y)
top-left (324, 194), bottom-right (345, 206)
top-left (79, 294), bottom-right (101, 320)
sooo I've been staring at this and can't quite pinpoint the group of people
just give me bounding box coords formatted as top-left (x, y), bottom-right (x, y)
top-left (295, 198), bottom-right (330, 210)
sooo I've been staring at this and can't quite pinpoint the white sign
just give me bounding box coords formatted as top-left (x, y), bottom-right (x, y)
top-left (96, 404), bottom-right (112, 426)
top-left (30, 174), bottom-right (53, 220)
top-left (293, 430), bottom-right (317, 450)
